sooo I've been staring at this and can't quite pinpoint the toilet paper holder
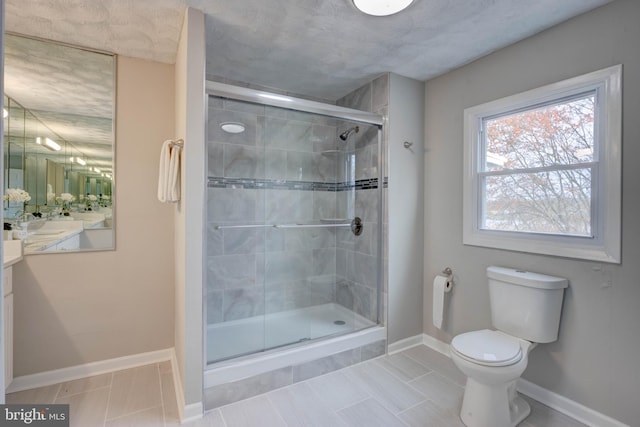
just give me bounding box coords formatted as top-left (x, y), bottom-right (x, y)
top-left (442, 267), bottom-right (453, 283)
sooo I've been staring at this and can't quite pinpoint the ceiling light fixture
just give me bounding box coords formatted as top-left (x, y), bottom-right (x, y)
top-left (36, 137), bottom-right (62, 151)
top-left (3, 108), bottom-right (8, 119)
top-left (76, 158), bottom-right (87, 166)
top-left (352, 0), bottom-right (414, 16)
top-left (220, 122), bottom-right (246, 134)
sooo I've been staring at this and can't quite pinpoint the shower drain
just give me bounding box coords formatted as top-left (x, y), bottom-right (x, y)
top-left (334, 320), bottom-right (346, 325)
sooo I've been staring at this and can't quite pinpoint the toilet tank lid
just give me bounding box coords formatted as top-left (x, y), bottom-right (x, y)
top-left (487, 266), bottom-right (568, 290)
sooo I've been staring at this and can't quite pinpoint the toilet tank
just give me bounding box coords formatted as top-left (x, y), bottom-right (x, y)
top-left (488, 266), bottom-right (568, 343)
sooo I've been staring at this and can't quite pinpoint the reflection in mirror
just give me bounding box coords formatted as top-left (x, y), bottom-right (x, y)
top-left (3, 34), bottom-right (115, 254)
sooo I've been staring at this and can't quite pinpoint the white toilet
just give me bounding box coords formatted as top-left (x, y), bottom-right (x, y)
top-left (450, 266), bottom-right (568, 427)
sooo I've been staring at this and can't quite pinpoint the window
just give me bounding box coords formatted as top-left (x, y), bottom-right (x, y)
top-left (463, 65), bottom-right (622, 263)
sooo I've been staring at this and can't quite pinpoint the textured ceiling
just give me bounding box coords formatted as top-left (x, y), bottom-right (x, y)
top-left (4, 34), bottom-right (114, 172)
top-left (5, 0), bottom-right (612, 177)
top-left (6, 0), bottom-right (612, 101)
top-left (195, 0), bottom-right (612, 99)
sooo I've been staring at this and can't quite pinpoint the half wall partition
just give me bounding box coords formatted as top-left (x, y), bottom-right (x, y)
top-left (205, 82), bottom-right (384, 364)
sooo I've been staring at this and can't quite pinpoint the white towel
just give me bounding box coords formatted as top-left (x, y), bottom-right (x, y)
top-left (157, 140), bottom-right (171, 202)
top-left (168, 144), bottom-right (182, 202)
top-left (158, 140), bottom-right (181, 203)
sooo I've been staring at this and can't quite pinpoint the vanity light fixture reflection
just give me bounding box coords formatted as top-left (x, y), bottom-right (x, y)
top-left (220, 122), bottom-right (246, 134)
top-left (36, 136), bottom-right (62, 151)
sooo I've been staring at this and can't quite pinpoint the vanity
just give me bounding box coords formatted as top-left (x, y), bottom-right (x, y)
top-left (22, 220), bottom-right (83, 253)
top-left (3, 240), bottom-right (23, 389)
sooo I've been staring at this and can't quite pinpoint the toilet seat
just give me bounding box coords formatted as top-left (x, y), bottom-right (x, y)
top-left (451, 329), bottom-right (522, 367)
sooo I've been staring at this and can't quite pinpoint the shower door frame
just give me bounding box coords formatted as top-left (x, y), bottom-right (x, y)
top-left (204, 81), bottom-right (385, 364)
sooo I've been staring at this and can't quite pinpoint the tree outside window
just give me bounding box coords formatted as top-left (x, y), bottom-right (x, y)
top-left (481, 94), bottom-right (595, 236)
top-left (463, 65), bottom-right (621, 263)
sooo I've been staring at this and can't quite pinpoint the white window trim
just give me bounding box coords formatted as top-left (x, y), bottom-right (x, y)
top-left (463, 65), bottom-right (622, 263)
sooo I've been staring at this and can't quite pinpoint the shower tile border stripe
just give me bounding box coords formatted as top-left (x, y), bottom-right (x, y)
top-left (207, 177), bottom-right (387, 191)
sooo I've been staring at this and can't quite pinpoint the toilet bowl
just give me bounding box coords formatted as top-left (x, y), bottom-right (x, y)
top-left (449, 267), bottom-right (568, 427)
top-left (450, 329), bottom-right (536, 427)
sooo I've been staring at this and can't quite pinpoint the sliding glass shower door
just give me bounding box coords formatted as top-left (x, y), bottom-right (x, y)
top-left (205, 86), bottom-right (382, 364)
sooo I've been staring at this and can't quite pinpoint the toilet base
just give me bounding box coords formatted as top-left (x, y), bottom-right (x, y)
top-left (459, 378), bottom-right (531, 427)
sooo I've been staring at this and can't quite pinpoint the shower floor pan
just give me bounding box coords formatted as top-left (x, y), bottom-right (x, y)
top-left (207, 302), bottom-right (376, 364)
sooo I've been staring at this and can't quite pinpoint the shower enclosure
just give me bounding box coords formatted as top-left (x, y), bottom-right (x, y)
top-left (205, 82), bottom-right (383, 364)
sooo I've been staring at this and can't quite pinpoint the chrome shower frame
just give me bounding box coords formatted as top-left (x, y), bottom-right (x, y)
top-left (204, 80), bottom-right (386, 361)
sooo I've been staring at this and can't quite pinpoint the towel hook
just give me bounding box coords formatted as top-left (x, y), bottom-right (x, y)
top-left (170, 138), bottom-right (184, 148)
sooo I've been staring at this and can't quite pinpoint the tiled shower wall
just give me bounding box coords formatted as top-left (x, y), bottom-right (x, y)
top-left (205, 95), bottom-right (381, 325)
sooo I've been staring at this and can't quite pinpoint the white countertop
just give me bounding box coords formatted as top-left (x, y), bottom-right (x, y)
top-left (23, 229), bottom-right (83, 252)
top-left (23, 220), bottom-right (84, 253)
top-left (3, 240), bottom-right (23, 267)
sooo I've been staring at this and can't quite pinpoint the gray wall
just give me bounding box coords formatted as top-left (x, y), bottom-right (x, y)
top-left (388, 74), bottom-right (425, 344)
top-left (423, 1), bottom-right (639, 424)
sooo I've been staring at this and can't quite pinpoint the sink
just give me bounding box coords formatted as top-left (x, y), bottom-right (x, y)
top-left (68, 213), bottom-right (106, 228)
top-left (23, 220), bottom-right (84, 252)
top-left (70, 212), bottom-right (105, 221)
top-left (38, 220), bottom-right (84, 232)
top-left (33, 229), bottom-right (66, 236)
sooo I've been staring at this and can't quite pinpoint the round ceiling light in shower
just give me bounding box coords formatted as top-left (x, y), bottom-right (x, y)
top-left (220, 122), bottom-right (246, 134)
top-left (352, 0), bottom-right (414, 16)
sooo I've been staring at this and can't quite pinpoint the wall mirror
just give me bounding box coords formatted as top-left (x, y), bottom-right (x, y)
top-left (3, 34), bottom-right (115, 254)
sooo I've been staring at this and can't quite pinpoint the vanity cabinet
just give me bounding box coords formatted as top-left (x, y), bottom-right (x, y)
top-left (3, 266), bottom-right (13, 388)
top-left (41, 233), bottom-right (81, 252)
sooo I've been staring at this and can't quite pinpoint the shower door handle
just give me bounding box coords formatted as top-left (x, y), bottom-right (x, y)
top-left (213, 224), bottom-right (271, 230)
top-left (273, 224), bottom-right (351, 229)
top-left (351, 217), bottom-right (363, 236)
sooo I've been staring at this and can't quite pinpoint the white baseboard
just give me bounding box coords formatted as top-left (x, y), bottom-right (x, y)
top-left (517, 378), bottom-right (629, 427)
top-left (170, 352), bottom-right (186, 421)
top-left (388, 335), bottom-right (424, 354)
top-left (417, 334), bottom-right (628, 427)
top-left (8, 348), bottom-right (206, 424)
top-left (182, 402), bottom-right (204, 423)
top-left (420, 333), bottom-right (451, 356)
top-left (7, 348), bottom-right (174, 394)
top-left (170, 351), bottom-right (203, 424)
top-left (388, 333), bottom-right (451, 356)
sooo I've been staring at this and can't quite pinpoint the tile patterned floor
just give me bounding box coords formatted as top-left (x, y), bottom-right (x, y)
top-left (7, 361), bottom-right (179, 427)
top-left (7, 345), bottom-right (587, 427)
